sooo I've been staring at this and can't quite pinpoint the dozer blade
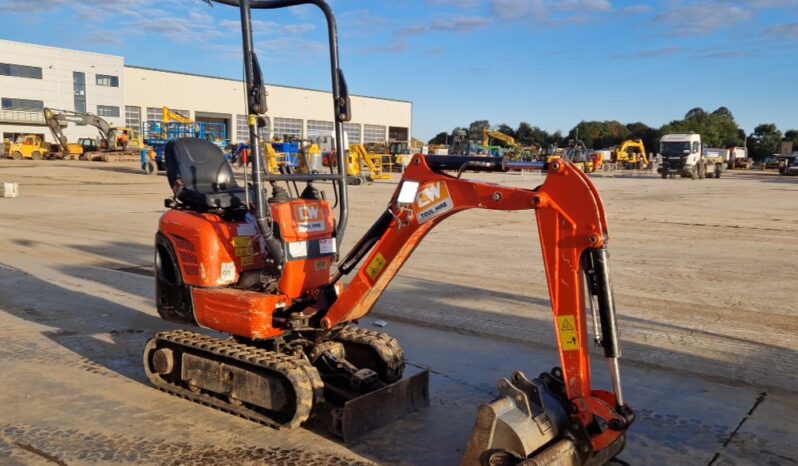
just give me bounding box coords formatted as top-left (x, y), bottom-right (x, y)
top-left (330, 370), bottom-right (430, 442)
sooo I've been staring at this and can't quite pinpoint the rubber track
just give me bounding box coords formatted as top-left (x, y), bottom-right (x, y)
top-left (143, 330), bottom-right (323, 429)
top-left (334, 326), bottom-right (406, 383)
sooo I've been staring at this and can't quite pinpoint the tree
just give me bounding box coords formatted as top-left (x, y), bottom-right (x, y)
top-left (547, 130), bottom-right (563, 146)
top-left (685, 107), bottom-right (706, 120)
top-left (625, 122), bottom-right (660, 154)
top-left (660, 106), bottom-right (743, 148)
top-left (747, 123), bottom-right (782, 160)
top-left (515, 122), bottom-right (549, 147)
top-left (568, 120), bottom-right (630, 148)
top-left (784, 130), bottom-right (798, 150)
top-left (467, 120), bottom-right (490, 141)
top-left (428, 132), bottom-right (449, 145)
top-left (711, 106), bottom-right (734, 121)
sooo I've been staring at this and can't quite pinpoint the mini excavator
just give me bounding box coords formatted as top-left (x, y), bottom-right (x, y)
top-left (142, 1), bottom-right (635, 464)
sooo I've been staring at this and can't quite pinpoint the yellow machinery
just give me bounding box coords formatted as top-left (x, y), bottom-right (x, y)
top-left (482, 129), bottom-right (541, 161)
top-left (550, 142), bottom-right (595, 172)
top-left (347, 144), bottom-right (392, 184)
top-left (482, 129), bottom-right (516, 150)
top-left (263, 141), bottom-right (282, 174)
top-left (162, 107), bottom-right (193, 125)
top-left (612, 139), bottom-right (649, 169)
top-left (43, 107), bottom-right (142, 161)
top-left (6, 135), bottom-right (50, 160)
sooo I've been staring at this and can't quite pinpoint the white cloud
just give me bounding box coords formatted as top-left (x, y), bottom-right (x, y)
top-left (428, 0), bottom-right (483, 8)
top-left (431, 16), bottom-right (491, 32)
top-left (490, 0), bottom-right (646, 26)
top-left (653, 1), bottom-right (753, 37)
top-left (765, 22), bottom-right (798, 40)
top-left (612, 46), bottom-right (685, 59)
top-left (397, 16), bottom-right (489, 37)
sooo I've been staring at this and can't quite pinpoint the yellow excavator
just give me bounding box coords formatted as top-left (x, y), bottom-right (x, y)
top-left (611, 139), bottom-right (649, 169)
top-left (43, 107), bottom-right (142, 161)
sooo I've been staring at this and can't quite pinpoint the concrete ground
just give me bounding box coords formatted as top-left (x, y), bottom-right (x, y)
top-left (0, 159), bottom-right (795, 465)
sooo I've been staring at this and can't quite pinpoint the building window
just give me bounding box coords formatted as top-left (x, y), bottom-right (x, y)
top-left (1, 98), bottom-right (44, 112)
top-left (235, 115), bottom-right (270, 143)
top-left (389, 126), bottom-right (409, 142)
top-left (144, 107), bottom-right (162, 137)
top-left (307, 120), bottom-right (333, 137)
top-left (0, 63), bottom-right (42, 79)
top-left (343, 123), bottom-right (361, 144)
top-left (73, 72), bottom-right (86, 113)
top-left (273, 117), bottom-right (302, 139)
top-left (125, 106), bottom-right (141, 134)
top-left (95, 74), bottom-right (119, 87)
top-left (363, 124), bottom-right (386, 144)
top-left (97, 105), bottom-right (120, 118)
top-left (259, 117), bottom-right (270, 142)
top-left (236, 115), bottom-right (248, 143)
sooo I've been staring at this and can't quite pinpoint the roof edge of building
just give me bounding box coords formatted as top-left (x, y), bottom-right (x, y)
top-left (124, 64), bottom-right (411, 105)
top-left (0, 39), bottom-right (123, 61)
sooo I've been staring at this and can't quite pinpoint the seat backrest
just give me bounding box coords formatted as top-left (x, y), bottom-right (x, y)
top-left (166, 138), bottom-right (238, 193)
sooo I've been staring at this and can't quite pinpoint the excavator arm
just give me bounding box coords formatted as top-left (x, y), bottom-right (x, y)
top-left (325, 155), bottom-right (633, 464)
top-left (162, 106), bottom-right (193, 124)
top-left (42, 108), bottom-right (111, 146)
top-left (483, 129), bottom-right (517, 149)
top-left (43, 108), bottom-right (70, 153)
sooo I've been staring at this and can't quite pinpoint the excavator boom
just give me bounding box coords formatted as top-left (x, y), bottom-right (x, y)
top-left (43, 107), bottom-right (111, 146)
top-left (324, 155), bottom-right (633, 463)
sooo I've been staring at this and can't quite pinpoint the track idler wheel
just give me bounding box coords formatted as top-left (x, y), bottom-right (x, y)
top-left (332, 326), bottom-right (405, 383)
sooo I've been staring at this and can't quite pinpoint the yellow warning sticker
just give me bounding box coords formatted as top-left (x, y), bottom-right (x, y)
top-left (233, 236), bottom-right (252, 248)
top-left (557, 316), bottom-right (580, 351)
top-left (365, 253), bottom-right (387, 281)
top-left (241, 256), bottom-right (254, 266)
top-left (234, 246), bottom-right (254, 257)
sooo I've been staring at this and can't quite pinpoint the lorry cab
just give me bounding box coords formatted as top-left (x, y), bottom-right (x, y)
top-left (659, 133), bottom-right (702, 178)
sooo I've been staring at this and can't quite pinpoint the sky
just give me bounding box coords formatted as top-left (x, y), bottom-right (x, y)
top-left (1, 0), bottom-right (796, 140)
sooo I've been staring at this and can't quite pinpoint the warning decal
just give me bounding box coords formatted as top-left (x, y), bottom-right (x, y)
top-left (232, 236), bottom-right (252, 248)
top-left (412, 181), bottom-right (453, 224)
top-left (556, 316), bottom-right (579, 351)
top-left (365, 253), bottom-right (387, 281)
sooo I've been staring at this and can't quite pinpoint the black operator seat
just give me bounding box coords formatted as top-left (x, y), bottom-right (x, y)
top-left (165, 138), bottom-right (248, 210)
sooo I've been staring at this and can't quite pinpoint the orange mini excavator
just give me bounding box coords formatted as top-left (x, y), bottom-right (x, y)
top-left (143, 0), bottom-right (635, 464)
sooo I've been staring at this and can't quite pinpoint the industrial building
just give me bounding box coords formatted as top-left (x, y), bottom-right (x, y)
top-left (0, 39), bottom-right (412, 146)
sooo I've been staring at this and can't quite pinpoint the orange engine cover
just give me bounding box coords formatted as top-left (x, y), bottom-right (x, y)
top-left (159, 199), bottom-right (336, 298)
top-left (271, 199), bottom-right (336, 299)
top-left (159, 210), bottom-right (264, 288)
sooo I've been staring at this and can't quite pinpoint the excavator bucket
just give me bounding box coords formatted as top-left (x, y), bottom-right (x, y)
top-left (461, 371), bottom-right (626, 466)
top-left (327, 370), bottom-right (430, 442)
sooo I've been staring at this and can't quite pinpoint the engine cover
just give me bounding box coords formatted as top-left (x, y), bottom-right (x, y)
top-left (271, 199), bottom-right (336, 299)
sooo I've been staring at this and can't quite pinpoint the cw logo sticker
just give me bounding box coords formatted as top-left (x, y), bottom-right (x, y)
top-left (295, 205), bottom-right (320, 221)
top-left (413, 182), bottom-right (453, 224)
top-left (294, 204), bottom-right (325, 233)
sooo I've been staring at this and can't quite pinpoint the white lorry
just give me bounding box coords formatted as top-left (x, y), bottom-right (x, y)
top-left (658, 133), bottom-right (725, 179)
